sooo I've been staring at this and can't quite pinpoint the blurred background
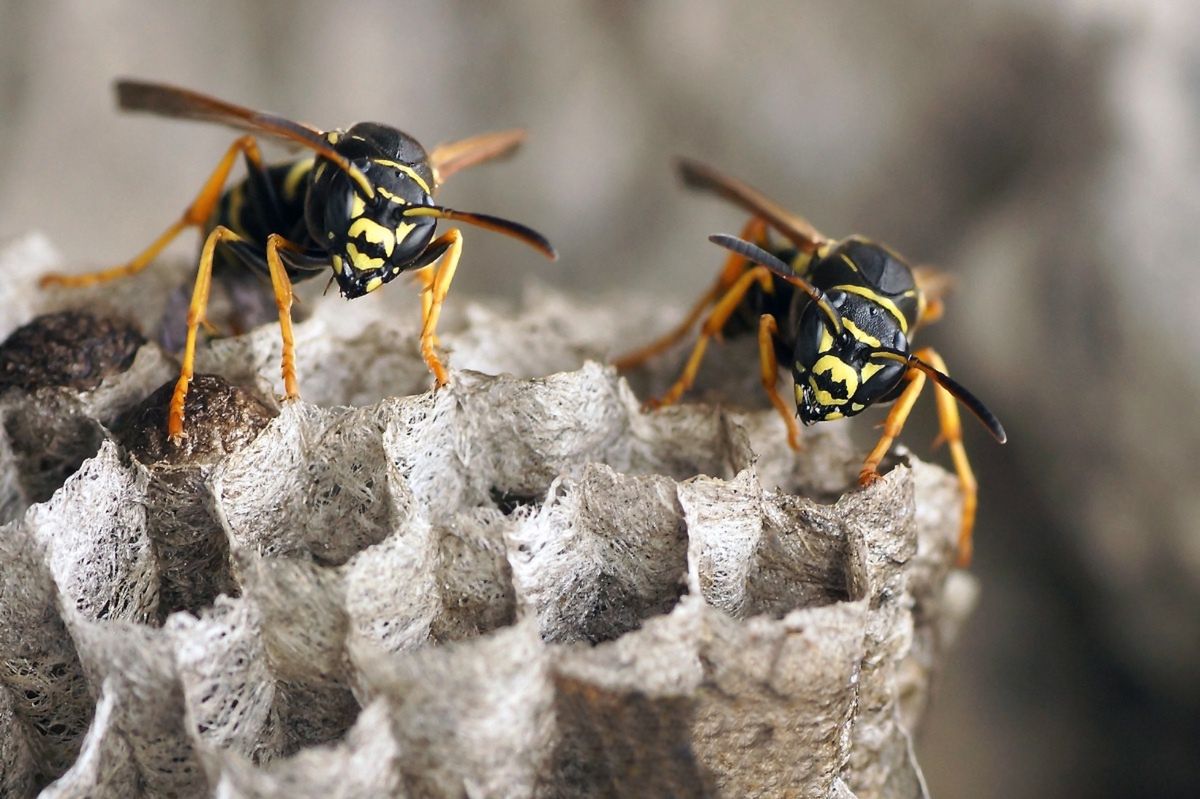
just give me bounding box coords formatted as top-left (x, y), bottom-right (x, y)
top-left (2, 1), bottom-right (1198, 796)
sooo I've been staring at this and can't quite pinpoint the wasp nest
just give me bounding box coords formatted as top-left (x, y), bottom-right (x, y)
top-left (1, 234), bottom-right (974, 799)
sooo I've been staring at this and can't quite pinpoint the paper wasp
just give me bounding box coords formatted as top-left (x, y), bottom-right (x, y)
top-left (39, 80), bottom-right (557, 440)
top-left (616, 159), bottom-right (1006, 565)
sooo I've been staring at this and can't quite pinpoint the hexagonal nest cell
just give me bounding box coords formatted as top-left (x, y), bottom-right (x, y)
top-left (1, 234), bottom-right (975, 799)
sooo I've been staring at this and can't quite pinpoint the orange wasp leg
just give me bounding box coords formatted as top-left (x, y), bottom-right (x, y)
top-left (649, 264), bottom-right (773, 408)
top-left (757, 314), bottom-right (802, 450)
top-left (858, 346), bottom-right (978, 566)
top-left (612, 217), bottom-right (768, 371)
top-left (40, 135), bottom-right (266, 288)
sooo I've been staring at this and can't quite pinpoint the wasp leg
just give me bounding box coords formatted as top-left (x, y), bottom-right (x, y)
top-left (612, 217), bottom-right (768, 371)
top-left (168, 225), bottom-right (243, 440)
top-left (920, 348), bottom-right (977, 567)
top-left (412, 267), bottom-right (442, 351)
top-left (40, 135), bottom-right (267, 289)
top-left (264, 234), bottom-right (303, 400)
top-left (857, 346), bottom-right (978, 567)
top-left (757, 314), bottom-right (801, 450)
top-left (418, 229), bottom-right (463, 387)
top-left (649, 264), bottom-right (773, 408)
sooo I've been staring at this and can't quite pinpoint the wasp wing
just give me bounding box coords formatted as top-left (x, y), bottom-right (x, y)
top-left (115, 79), bottom-right (370, 192)
top-left (429, 129), bottom-right (527, 187)
top-left (678, 157), bottom-right (828, 254)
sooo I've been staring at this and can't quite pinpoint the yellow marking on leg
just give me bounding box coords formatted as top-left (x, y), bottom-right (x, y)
top-left (419, 229), bottom-right (463, 387)
top-left (264, 234), bottom-right (303, 400)
top-left (758, 314), bottom-right (801, 450)
top-left (169, 225), bottom-right (244, 440)
top-left (613, 217), bottom-right (767, 371)
top-left (40, 134), bottom-right (265, 289)
top-left (651, 264), bottom-right (774, 408)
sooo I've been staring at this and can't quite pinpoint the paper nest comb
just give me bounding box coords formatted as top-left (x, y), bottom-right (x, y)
top-left (0, 234), bottom-right (975, 799)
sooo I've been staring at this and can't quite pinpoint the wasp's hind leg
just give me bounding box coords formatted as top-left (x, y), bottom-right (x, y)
top-left (612, 217), bottom-right (768, 371)
top-left (39, 135), bottom-right (267, 288)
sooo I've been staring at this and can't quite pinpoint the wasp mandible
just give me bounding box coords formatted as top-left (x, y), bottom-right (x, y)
top-left (40, 80), bottom-right (557, 440)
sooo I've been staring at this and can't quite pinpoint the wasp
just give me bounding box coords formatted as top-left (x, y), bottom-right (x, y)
top-left (40, 80), bottom-right (557, 440)
top-left (615, 159), bottom-right (1006, 565)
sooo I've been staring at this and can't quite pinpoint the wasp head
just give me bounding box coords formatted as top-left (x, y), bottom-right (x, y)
top-left (307, 124), bottom-right (440, 299)
top-left (792, 289), bottom-right (910, 423)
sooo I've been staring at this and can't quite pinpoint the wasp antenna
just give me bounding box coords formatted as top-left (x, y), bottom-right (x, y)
top-left (709, 233), bottom-right (794, 275)
top-left (870, 349), bottom-right (1007, 443)
top-left (708, 234), bottom-right (844, 335)
top-left (404, 205), bottom-right (557, 260)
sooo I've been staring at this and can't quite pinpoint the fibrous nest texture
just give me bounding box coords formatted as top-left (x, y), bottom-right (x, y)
top-left (1, 234), bottom-right (974, 798)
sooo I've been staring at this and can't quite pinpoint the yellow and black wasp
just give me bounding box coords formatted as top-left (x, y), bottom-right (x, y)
top-left (40, 79), bottom-right (557, 440)
top-left (616, 159), bottom-right (1006, 565)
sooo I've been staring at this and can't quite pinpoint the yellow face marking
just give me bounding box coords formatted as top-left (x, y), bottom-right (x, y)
top-left (858, 362), bottom-right (885, 385)
top-left (372, 160), bottom-right (432, 194)
top-left (350, 193), bottom-right (367, 219)
top-left (331, 255), bottom-right (344, 274)
top-left (851, 403), bottom-right (865, 412)
top-left (812, 354), bottom-right (859, 407)
top-left (365, 276), bottom-right (383, 293)
top-left (831, 284), bottom-right (909, 334)
top-left (282, 157), bottom-right (315, 201)
top-left (346, 242), bottom-right (385, 272)
top-left (818, 326), bottom-right (835, 354)
top-left (842, 319), bottom-right (881, 348)
top-left (349, 217), bottom-right (396, 258)
top-left (824, 410), bottom-right (844, 420)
